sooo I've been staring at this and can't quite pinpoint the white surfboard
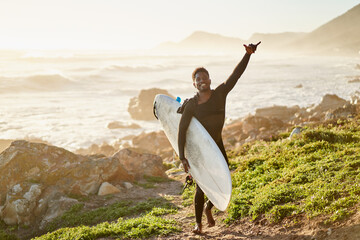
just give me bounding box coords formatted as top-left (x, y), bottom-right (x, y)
top-left (153, 94), bottom-right (232, 211)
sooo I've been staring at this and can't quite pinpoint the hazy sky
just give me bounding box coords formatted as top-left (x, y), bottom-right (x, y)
top-left (0, 0), bottom-right (358, 50)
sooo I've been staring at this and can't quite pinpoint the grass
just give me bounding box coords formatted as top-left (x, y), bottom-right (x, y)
top-left (0, 220), bottom-right (19, 240)
top-left (33, 208), bottom-right (179, 240)
top-left (45, 198), bottom-right (177, 232)
top-left (34, 197), bottom-right (179, 239)
top-left (225, 117), bottom-right (360, 223)
top-left (134, 175), bottom-right (173, 189)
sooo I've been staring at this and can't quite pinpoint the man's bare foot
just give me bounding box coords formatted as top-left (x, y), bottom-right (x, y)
top-left (192, 223), bottom-right (202, 234)
top-left (204, 207), bottom-right (215, 227)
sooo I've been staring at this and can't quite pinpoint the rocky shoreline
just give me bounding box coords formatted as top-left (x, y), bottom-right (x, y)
top-left (75, 89), bottom-right (360, 161)
top-left (0, 88), bottom-right (359, 236)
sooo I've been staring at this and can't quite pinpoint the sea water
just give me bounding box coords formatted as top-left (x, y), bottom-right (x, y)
top-left (0, 50), bottom-right (359, 151)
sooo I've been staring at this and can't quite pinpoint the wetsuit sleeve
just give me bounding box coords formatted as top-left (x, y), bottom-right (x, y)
top-left (222, 53), bottom-right (251, 95)
top-left (178, 100), bottom-right (195, 160)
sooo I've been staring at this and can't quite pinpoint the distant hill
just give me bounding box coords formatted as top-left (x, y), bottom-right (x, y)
top-left (248, 32), bottom-right (306, 50)
top-left (155, 31), bottom-right (245, 54)
top-left (287, 3), bottom-right (360, 55)
top-left (154, 3), bottom-right (360, 56)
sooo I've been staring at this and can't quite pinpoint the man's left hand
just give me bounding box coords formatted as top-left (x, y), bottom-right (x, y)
top-left (244, 41), bottom-right (261, 54)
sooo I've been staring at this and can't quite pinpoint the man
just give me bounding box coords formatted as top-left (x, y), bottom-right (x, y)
top-left (178, 42), bottom-right (260, 234)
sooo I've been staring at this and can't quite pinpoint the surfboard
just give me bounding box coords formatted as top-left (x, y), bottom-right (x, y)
top-left (153, 94), bottom-right (232, 211)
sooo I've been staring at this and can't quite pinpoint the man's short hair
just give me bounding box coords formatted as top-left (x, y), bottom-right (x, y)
top-left (192, 67), bottom-right (209, 81)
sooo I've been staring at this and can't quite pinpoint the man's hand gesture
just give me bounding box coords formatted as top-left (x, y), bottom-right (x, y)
top-left (244, 41), bottom-right (261, 54)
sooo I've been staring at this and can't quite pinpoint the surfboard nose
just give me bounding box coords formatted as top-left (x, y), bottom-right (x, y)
top-left (153, 94), bottom-right (163, 120)
top-left (153, 97), bottom-right (158, 120)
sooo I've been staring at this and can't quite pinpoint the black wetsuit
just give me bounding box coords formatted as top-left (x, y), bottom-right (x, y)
top-left (178, 53), bottom-right (251, 224)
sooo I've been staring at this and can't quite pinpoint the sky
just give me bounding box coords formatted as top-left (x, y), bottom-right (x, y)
top-left (0, 0), bottom-right (359, 50)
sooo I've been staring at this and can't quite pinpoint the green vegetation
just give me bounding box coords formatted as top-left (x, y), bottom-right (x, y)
top-left (45, 198), bottom-right (176, 232)
top-left (135, 175), bottom-right (172, 189)
top-left (0, 220), bottom-right (19, 240)
top-left (182, 184), bottom-right (196, 207)
top-left (0, 230), bottom-right (18, 240)
top-left (226, 118), bottom-right (360, 223)
top-left (143, 175), bottom-right (172, 183)
top-left (34, 208), bottom-right (179, 240)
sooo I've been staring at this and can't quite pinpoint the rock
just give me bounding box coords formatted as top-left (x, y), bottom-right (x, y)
top-left (1, 183), bottom-right (42, 225)
top-left (350, 90), bottom-right (360, 105)
top-left (295, 84), bottom-right (303, 88)
top-left (98, 182), bottom-right (121, 196)
top-left (132, 131), bottom-right (172, 158)
top-left (113, 148), bottom-right (166, 179)
top-left (308, 94), bottom-right (347, 114)
top-left (348, 77), bottom-right (360, 83)
top-left (289, 127), bottom-right (302, 139)
top-left (223, 115), bottom-right (290, 146)
top-left (128, 88), bottom-right (174, 121)
top-left (123, 182), bottom-right (133, 189)
top-left (324, 111), bottom-right (336, 121)
top-left (0, 140), bottom-right (133, 226)
top-left (40, 196), bottom-right (79, 230)
top-left (76, 143), bottom-right (117, 157)
top-left (325, 103), bottom-right (357, 120)
top-left (107, 121), bottom-right (141, 129)
top-left (99, 143), bottom-right (117, 156)
top-left (222, 121), bottom-right (246, 147)
top-left (255, 105), bottom-right (300, 122)
top-left (242, 115), bottom-right (286, 134)
top-left (0, 139), bottom-right (13, 154)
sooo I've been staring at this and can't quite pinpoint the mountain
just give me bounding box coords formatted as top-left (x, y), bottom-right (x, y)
top-left (155, 31), bottom-right (245, 54)
top-left (154, 4), bottom-right (360, 55)
top-left (248, 32), bottom-right (306, 50)
top-left (287, 3), bottom-right (360, 55)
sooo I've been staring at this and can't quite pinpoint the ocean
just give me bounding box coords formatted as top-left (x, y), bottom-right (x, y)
top-left (0, 50), bottom-right (359, 151)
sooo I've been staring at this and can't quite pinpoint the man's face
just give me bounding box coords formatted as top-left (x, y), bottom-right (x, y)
top-left (193, 72), bottom-right (211, 92)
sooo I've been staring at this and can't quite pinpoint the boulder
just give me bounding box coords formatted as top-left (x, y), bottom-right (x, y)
top-left (308, 94), bottom-right (347, 114)
top-left (223, 115), bottom-right (290, 147)
top-left (0, 140), bottom-right (133, 226)
top-left (325, 103), bottom-right (357, 120)
top-left (0, 183), bottom-right (42, 225)
top-left (40, 196), bottom-right (79, 229)
top-left (123, 182), bottom-right (133, 189)
top-left (113, 148), bottom-right (166, 179)
top-left (289, 127), bottom-right (303, 139)
top-left (348, 77), bottom-right (360, 83)
top-left (98, 182), bottom-right (121, 196)
top-left (255, 105), bottom-right (300, 122)
top-left (132, 131), bottom-right (172, 158)
top-left (75, 142), bottom-right (118, 157)
top-left (128, 88), bottom-right (174, 120)
top-left (350, 90), bottom-right (360, 105)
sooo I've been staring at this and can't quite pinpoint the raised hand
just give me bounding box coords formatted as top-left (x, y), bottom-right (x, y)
top-left (243, 41), bottom-right (261, 54)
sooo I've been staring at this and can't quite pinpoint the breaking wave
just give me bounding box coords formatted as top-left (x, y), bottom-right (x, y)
top-left (0, 74), bottom-right (75, 93)
top-left (104, 64), bottom-right (176, 72)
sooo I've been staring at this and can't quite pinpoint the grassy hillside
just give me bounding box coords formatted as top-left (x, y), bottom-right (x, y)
top-left (6, 115), bottom-right (359, 239)
top-left (33, 198), bottom-right (179, 240)
top-left (227, 116), bottom-right (360, 224)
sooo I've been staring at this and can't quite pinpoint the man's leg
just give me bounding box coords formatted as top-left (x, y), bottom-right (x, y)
top-left (193, 184), bottom-right (204, 233)
top-left (204, 200), bottom-right (215, 227)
